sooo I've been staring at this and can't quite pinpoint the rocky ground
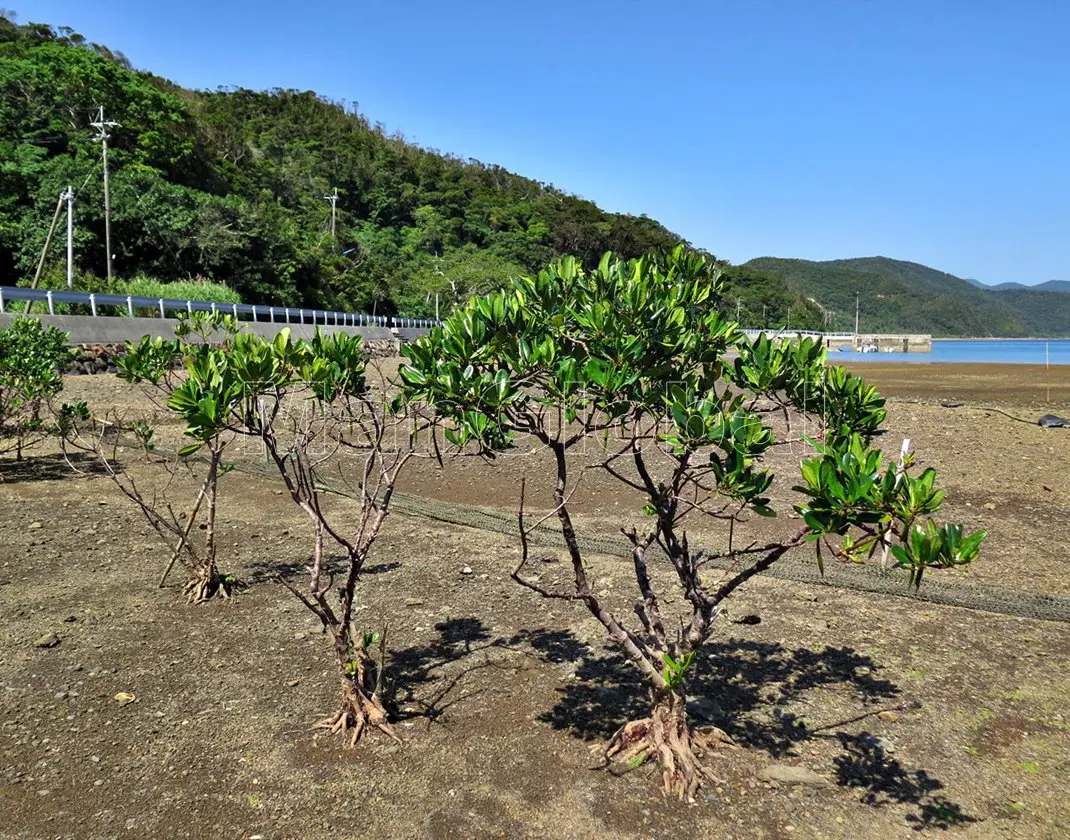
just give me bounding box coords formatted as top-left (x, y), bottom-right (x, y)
top-left (0, 362), bottom-right (1068, 839)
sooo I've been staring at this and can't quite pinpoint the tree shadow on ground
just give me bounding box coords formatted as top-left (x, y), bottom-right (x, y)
top-left (0, 451), bottom-right (112, 483)
top-left (245, 554), bottom-right (402, 585)
top-left (387, 616), bottom-right (499, 724)
top-left (835, 732), bottom-right (976, 830)
top-left (530, 631), bottom-right (972, 829)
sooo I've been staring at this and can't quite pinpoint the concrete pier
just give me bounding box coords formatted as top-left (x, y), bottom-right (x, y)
top-left (836, 334), bottom-right (933, 352)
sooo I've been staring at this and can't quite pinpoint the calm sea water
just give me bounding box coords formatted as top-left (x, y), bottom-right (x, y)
top-left (830, 339), bottom-right (1070, 365)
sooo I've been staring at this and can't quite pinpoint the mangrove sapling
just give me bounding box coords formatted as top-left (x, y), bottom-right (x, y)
top-left (401, 247), bottom-right (986, 799)
top-left (0, 317), bottom-right (76, 462)
top-left (231, 329), bottom-right (427, 744)
top-left (59, 401), bottom-right (238, 602)
top-left (60, 312), bottom-right (245, 602)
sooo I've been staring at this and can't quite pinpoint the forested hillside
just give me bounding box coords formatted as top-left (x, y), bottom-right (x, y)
top-left (0, 15), bottom-right (823, 325)
top-left (747, 256), bottom-right (1070, 336)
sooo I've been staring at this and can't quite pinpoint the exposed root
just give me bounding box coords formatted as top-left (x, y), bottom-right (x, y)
top-left (602, 696), bottom-right (734, 801)
top-left (317, 679), bottom-right (400, 747)
top-left (182, 564), bottom-right (236, 604)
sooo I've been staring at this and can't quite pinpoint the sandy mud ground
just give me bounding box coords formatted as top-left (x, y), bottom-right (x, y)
top-left (1, 362), bottom-right (1068, 839)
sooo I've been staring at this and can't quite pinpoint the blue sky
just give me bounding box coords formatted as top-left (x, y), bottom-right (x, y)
top-left (14, 0), bottom-right (1070, 284)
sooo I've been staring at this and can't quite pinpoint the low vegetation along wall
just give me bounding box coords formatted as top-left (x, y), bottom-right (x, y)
top-left (66, 338), bottom-right (400, 375)
top-left (0, 314), bottom-right (401, 374)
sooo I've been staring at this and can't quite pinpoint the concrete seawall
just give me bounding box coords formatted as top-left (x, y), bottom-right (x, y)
top-left (0, 314), bottom-right (401, 374)
top-left (0, 313), bottom-right (397, 345)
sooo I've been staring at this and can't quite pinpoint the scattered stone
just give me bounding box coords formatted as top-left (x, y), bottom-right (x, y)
top-left (689, 697), bottom-right (724, 721)
top-left (732, 614), bottom-right (761, 625)
top-left (28, 521), bottom-right (42, 531)
top-left (795, 591), bottom-right (818, 602)
top-left (983, 502), bottom-right (997, 511)
top-left (113, 692), bottom-right (136, 706)
top-left (874, 736), bottom-right (896, 755)
top-left (461, 566), bottom-right (473, 575)
top-left (34, 632), bottom-right (60, 649)
top-left (877, 710), bottom-right (899, 722)
top-left (1039, 414), bottom-right (1069, 428)
top-left (404, 597), bottom-right (424, 607)
top-left (286, 679), bottom-right (301, 688)
top-left (757, 764), bottom-right (831, 786)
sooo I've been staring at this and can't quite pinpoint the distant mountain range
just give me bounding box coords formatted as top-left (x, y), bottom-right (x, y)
top-left (744, 256), bottom-right (1070, 337)
top-left (966, 278), bottom-right (1070, 293)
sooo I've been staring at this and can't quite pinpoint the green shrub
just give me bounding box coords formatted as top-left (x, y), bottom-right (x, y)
top-left (16, 273), bottom-right (241, 316)
top-left (0, 317), bottom-right (74, 460)
top-left (118, 276), bottom-right (241, 306)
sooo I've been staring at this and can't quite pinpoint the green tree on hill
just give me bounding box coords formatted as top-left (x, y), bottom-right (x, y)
top-left (1, 14), bottom-right (818, 323)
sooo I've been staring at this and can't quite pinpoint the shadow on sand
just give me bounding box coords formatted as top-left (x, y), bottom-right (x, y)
top-left (0, 451), bottom-right (112, 483)
top-left (523, 631), bottom-right (973, 830)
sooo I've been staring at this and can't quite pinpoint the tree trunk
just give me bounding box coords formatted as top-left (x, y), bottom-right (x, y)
top-left (181, 448), bottom-right (234, 603)
top-left (605, 689), bottom-right (732, 801)
top-left (320, 641), bottom-right (397, 746)
top-left (182, 557), bottom-right (232, 603)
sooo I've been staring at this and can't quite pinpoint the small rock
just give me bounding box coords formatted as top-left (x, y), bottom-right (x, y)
top-left (690, 697), bottom-right (724, 721)
top-left (286, 678), bottom-right (301, 687)
top-left (404, 597), bottom-right (424, 607)
top-left (877, 710), bottom-right (899, 722)
top-left (34, 632), bottom-right (60, 649)
top-left (28, 521), bottom-right (42, 530)
top-left (794, 591), bottom-right (818, 603)
top-left (732, 614), bottom-right (761, 625)
top-left (461, 566), bottom-right (473, 575)
top-left (757, 764), bottom-right (831, 786)
top-left (983, 502), bottom-right (996, 511)
top-left (114, 692), bottom-right (136, 706)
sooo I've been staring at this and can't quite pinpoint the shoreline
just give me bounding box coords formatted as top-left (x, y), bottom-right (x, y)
top-left (840, 361), bottom-right (1069, 405)
top-left (931, 336), bottom-right (1070, 341)
top-left (830, 357), bottom-right (1070, 366)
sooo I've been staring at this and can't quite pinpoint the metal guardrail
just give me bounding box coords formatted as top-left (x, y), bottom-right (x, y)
top-left (740, 328), bottom-right (856, 340)
top-left (0, 286), bottom-right (444, 330)
top-left (1, 288), bottom-right (866, 338)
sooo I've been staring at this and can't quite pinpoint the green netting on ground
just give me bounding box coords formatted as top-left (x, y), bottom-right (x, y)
top-left (127, 434), bottom-right (1068, 624)
top-left (207, 450), bottom-right (1070, 625)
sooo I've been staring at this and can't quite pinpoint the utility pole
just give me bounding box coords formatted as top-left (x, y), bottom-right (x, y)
top-left (64, 186), bottom-right (74, 290)
top-left (736, 298), bottom-right (741, 322)
top-left (854, 291), bottom-right (860, 335)
top-left (324, 189), bottom-right (339, 239)
top-left (90, 107), bottom-right (120, 283)
top-left (25, 191), bottom-right (66, 311)
top-left (762, 304), bottom-right (766, 328)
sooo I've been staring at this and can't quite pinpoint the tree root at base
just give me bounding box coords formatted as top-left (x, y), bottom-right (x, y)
top-left (603, 710), bottom-right (734, 801)
top-left (316, 684), bottom-right (400, 747)
top-left (182, 566), bottom-right (236, 604)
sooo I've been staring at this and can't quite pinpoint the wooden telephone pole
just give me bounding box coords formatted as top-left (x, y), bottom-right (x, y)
top-left (90, 107), bottom-right (120, 282)
top-left (324, 189), bottom-right (339, 239)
